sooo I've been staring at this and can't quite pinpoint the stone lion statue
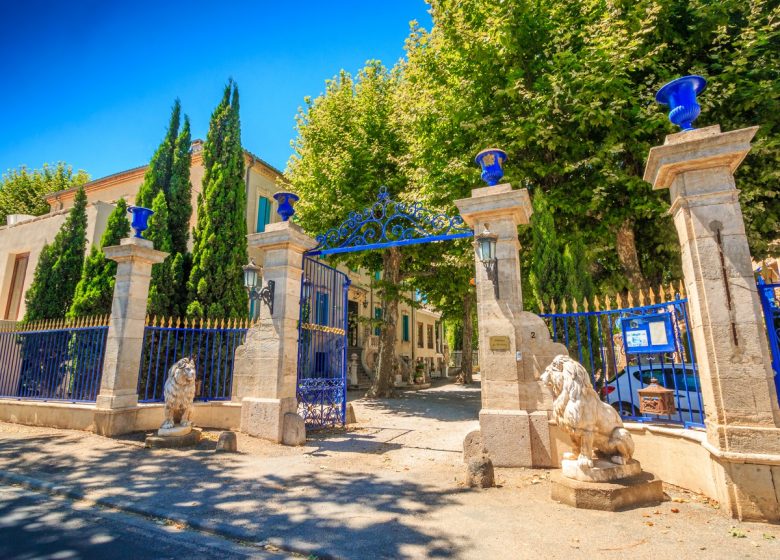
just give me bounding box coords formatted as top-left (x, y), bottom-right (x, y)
top-left (160, 357), bottom-right (197, 431)
top-left (541, 355), bottom-right (634, 468)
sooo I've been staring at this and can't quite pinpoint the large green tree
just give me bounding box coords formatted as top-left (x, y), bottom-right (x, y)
top-left (68, 198), bottom-right (130, 318)
top-left (0, 163), bottom-right (89, 226)
top-left (187, 81), bottom-right (248, 319)
top-left (288, 62), bottom-right (412, 398)
top-left (399, 0), bottom-right (779, 294)
top-left (24, 187), bottom-right (88, 321)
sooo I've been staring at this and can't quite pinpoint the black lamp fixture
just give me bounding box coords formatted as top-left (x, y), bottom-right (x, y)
top-left (243, 258), bottom-right (275, 315)
top-left (475, 225), bottom-right (499, 299)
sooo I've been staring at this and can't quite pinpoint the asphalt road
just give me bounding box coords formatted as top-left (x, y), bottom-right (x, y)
top-left (0, 484), bottom-right (277, 560)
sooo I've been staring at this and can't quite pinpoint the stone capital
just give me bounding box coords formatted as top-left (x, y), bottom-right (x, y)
top-left (455, 183), bottom-right (533, 228)
top-left (247, 221), bottom-right (318, 254)
top-left (644, 124), bottom-right (758, 190)
top-left (103, 237), bottom-right (169, 265)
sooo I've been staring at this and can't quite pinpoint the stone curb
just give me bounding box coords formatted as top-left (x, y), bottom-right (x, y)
top-left (0, 469), bottom-right (335, 560)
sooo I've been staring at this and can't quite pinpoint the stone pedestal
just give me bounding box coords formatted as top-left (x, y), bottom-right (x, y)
top-left (94, 237), bottom-right (167, 436)
top-left (645, 124), bottom-right (780, 521)
top-left (455, 184), bottom-right (567, 467)
top-left (145, 427), bottom-right (202, 449)
top-left (551, 471), bottom-right (663, 511)
top-left (234, 221), bottom-right (316, 444)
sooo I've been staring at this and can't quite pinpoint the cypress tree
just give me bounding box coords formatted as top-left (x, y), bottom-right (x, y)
top-left (187, 81), bottom-right (248, 319)
top-left (136, 100), bottom-right (193, 317)
top-left (136, 100), bottom-right (181, 209)
top-left (528, 191), bottom-right (568, 312)
top-left (68, 198), bottom-right (130, 318)
top-left (24, 187), bottom-right (89, 321)
top-left (168, 115), bottom-right (193, 256)
top-left (146, 191), bottom-right (181, 318)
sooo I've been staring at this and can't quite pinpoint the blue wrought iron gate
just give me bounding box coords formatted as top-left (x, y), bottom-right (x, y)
top-left (757, 279), bottom-right (780, 400)
top-left (297, 256), bottom-right (350, 428)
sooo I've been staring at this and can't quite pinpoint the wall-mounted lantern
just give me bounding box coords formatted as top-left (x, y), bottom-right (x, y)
top-left (638, 377), bottom-right (676, 416)
top-left (655, 75), bottom-right (707, 132)
top-left (475, 225), bottom-right (499, 299)
top-left (274, 191), bottom-right (300, 222)
top-left (243, 258), bottom-right (274, 315)
top-left (127, 206), bottom-right (154, 239)
top-left (474, 148), bottom-right (508, 186)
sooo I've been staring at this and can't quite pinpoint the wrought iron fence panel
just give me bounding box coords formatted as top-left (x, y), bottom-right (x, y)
top-left (138, 318), bottom-right (248, 402)
top-left (0, 318), bottom-right (108, 402)
top-left (541, 297), bottom-right (704, 428)
top-left (757, 279), bottom-right (780, 399)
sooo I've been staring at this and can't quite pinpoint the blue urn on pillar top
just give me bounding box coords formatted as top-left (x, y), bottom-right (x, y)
top-left (127, 206), bottom-right (154, 239)
top-left (475, 148), bottom-right (508, 186)
top-left (655, 75), bottom-right (707, 131)
top-left (273, 191), bottom-right (300, 222)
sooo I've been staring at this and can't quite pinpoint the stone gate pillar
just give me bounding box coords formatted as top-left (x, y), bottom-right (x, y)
top-left (234, 221), bottom-right (317, 444)
top-left (455, 183), bottom-right (567, 467)
top-left (645, 124), bottom-right (780, 521)
top-left (94, 236), bottom-right (168, 436)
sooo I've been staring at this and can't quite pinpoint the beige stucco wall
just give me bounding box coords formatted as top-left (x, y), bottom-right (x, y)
top-left (0, 154), bottom-right (281, 321)
top-left (0, 202), bottom-right (114, 320)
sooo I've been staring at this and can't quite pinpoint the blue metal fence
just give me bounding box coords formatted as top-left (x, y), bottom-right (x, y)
top-left (138, 317), bottom-right (248, 402)
top-left (540, 290), bottom-right (704, 428)
top-left (0, 317), bottom-right (109, 402)
top-left (757, 279), bottom-right (780, 398)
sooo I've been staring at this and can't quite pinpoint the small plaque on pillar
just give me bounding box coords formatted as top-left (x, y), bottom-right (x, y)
top-left (489, 336), bottom-right (511, 351)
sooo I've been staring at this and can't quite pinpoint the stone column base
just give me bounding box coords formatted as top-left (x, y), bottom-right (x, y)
top-left (240, 397), bottom-right (305, 445)
top-left (476, 409), bottom-right (553, 467)
top-left (703, 445), bottom-right (780, 522)
top-left (95, 391), bottom-right (138, 410)
top-left (93, 407), bottom-right (140, 437)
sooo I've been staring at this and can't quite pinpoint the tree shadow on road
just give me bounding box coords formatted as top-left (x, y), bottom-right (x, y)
top-left (354, 382), bottom-right (481, 423)
top-left (0, 434), bottom-right (469, 559)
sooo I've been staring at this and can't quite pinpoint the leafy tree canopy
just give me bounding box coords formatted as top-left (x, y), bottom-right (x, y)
top-left (0, 163), bottom-right (89, 226)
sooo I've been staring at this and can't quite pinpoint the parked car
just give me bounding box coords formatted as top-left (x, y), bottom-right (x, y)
top-left (602, 363), bottom-right (704, 424)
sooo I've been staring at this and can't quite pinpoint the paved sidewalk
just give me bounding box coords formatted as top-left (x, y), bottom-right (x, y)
top-left (1, 380), bottom-right (779, 559)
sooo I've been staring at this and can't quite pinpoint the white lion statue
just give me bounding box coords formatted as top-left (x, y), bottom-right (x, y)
top-left (160, 357), bottom-right (197, 431)
top-left (541, 355), bottom-right (634, 468)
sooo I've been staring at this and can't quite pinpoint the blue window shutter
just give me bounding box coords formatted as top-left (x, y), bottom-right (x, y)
top-left (402, 315), bottom-right (409, 342)
top-left (374, 307), bottom-right (382, 336)
top-left (256, 197), bottom-right (270, 232)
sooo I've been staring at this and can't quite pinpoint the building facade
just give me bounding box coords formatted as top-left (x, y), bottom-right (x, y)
top-left (0, 145), bottom-right (445, 378)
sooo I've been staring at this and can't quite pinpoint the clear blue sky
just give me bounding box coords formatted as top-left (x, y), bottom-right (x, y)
top-left (0, 1), bottom-right (431, 179)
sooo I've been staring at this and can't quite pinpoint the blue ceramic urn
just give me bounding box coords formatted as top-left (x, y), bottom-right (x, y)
top-left (475, 148), bottom-right (508, 186)
top-left (127, 206), bottom-right (154, 239)
top-left (273, 192), bottom-right (300, 222)
top-left (655, 75), bottom-right (707, 131)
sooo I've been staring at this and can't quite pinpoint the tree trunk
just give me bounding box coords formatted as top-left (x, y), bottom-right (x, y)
top-left (615, 220), bottom-right (647, 289)
top-left (367, 246), bottom-right (401, 398)
top-left (457, 291), bottom-right (474, 384)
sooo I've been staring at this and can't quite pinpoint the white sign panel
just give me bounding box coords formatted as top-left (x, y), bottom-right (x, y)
top-left (649, 321), bottom-right (669, 346)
